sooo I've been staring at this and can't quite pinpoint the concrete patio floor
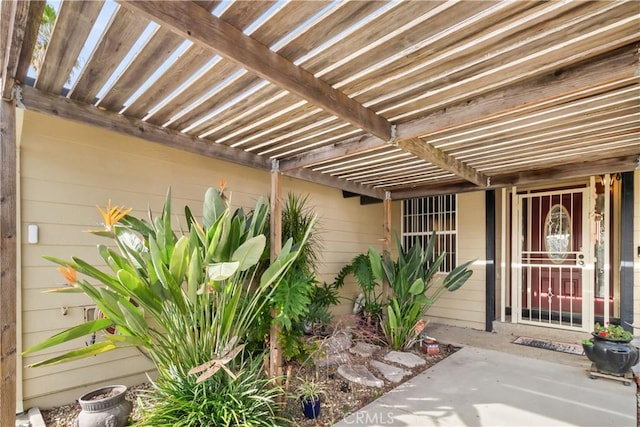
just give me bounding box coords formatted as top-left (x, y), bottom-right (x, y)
top-left (334, 323), bottom-right (638, 427)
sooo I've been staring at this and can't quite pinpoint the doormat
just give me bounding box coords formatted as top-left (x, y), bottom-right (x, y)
top-left (512, 336), bottom-right (585, 356)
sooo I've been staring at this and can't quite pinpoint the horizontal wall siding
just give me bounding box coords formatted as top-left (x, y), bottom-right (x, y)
top-left (19, 111), bottom-right (385, 407)
top-left (422, 191), bottom-right (487, 330)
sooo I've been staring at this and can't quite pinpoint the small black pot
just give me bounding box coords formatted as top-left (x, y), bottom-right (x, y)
top-left (583, 334), bottom-right (639, 376)
top-left (300, 396), bottom-right (321, 419)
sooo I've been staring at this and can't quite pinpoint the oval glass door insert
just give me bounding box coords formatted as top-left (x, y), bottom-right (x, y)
top-left (544, 204), bottom-right (571, 263)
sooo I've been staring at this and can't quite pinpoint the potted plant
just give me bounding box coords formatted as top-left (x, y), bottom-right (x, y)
top-left (582, 322), bottom-right (639, 376)
top-left (296, 377), bottom-right (326, 419)
top-left (75, 385), bottom-right (132, 427)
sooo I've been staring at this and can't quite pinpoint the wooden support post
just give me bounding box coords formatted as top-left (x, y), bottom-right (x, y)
top-left (0, 98), bottom-right (17, 425)
top-left (269, 160), bottom-right (283, 385)
top-left (383, 191), bottom-right (391, 252)
top-left (382, 191), bottom-right (392, 299)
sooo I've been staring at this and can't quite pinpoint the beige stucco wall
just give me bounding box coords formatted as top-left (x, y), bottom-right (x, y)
top-left (421, 191), bottom-right (487, 330)
top-left (18, 110), bottom-right (386, 408)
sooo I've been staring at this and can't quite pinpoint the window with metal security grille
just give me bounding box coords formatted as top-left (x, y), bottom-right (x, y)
top-left (401, 194), bottom-right (457, 272)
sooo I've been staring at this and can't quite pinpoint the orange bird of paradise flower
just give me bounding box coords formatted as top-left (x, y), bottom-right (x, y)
top-left (58, 265), bottom-right (77, 286)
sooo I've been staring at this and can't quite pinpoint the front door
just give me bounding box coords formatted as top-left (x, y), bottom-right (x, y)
top-left (516, 188), bottom-right (592, 330)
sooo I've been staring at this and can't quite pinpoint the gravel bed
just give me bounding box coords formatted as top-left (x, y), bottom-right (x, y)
top-left (40, 345), bottom-right (455, 427)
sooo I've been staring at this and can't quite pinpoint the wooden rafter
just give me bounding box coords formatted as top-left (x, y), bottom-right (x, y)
top-left (390, 154), bottom-right (640, 200)
top-left (13, 1), bottom-right (45, 89)
top-left (283, 166), bottom-right (385, 200)
top-left (69, 6), bottom-right (149, 104)
top-left (118, 0), bottom-right (393, 141)
top-left (34, 1), bottom-right (104, 94)
top-left (398, 137), bottom-right (488, 187)
top-left (279, 134), bottom-right (384, 171)
top-left (1, 0), bottom-right (33, 99)
top-left (18, 85), bottom-right (386, 200)
top-left (282, 44), bottom-right (640, 173)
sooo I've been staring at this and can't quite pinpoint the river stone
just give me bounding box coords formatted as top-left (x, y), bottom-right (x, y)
top-left (325, 332), bottom-right (352, 355)
top-left (384, 350), bottom-right (426, 368)
top-left (370, 360), bottom-right (410, 383)
top-left (313, 352), bottom-right (350, 368)
top-left (350, 342), bottom-right (380, 358)
top-left (338, 365), bottom-right (384, 388)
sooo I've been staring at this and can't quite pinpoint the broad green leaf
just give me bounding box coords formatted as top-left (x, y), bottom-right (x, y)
top-left (231, 235), bottom-right (265, 271)
top-left (94, 287), bottom-right (127, 326)
top-left (120, 214), bottom-right (155, 237)
top-left (116, 270), bottom-right (161, 312)
top-left (408, 278), bottom-right (425, 296)
top-left (387, 304), bottom-right (397, 329)
top-left (203, 187), bottom-right (227, 229)
top-left (169, 236), bottom-right (189, 283)
top-left (368, 248), bottom-right (383, 280)
top-left (208, 262), bottom-right (240, 281)
top-left (22, 318), bottom-right (114, 355)
top-left (43, 286), bottom-right (84, 293)
top-left (117, 300), bottom-right (149, 337)
top-left (445, 269), bottom-right (474, 292)
top-left (187, 248), bottom-right (202, 303)
top-left (103, 334), bottom-right (147, 347)
top-left (259, 239), bottom-right (295, 288)
top-left (71, 257), bottom-right (124, 293)
top-left (149, 236), bottom-right (170, 288)
top-left (27, 341), bottom-right (117, 367)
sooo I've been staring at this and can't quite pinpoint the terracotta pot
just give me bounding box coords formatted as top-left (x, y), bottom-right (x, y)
top-left (583, 334), bottom-right (639, 376)
top-left (75, 385), bottom-right (132, 427)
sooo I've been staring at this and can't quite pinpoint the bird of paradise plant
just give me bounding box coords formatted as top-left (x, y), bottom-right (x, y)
top-left (23, 187), bottom-right (312, 426)
top-left (369, 232), bottom-right (474, 350)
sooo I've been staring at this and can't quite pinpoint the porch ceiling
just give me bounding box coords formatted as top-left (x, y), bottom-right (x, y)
top-left (2, 0), bottom-right (639, 200)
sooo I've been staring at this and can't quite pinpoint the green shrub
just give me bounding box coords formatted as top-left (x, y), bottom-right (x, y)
top-left (138, 356), bottom-right (284, 427)
top-left (23, 187), bottom-right (312, 423)
top-left (369, 232), bottom-right (474, 350)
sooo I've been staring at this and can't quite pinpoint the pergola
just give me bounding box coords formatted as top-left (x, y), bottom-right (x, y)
top-left (1, 0), bottom-right (639, 422)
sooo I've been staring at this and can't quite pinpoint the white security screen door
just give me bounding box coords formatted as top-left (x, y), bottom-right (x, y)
top-left (515, 188), bottom-right (592, 330)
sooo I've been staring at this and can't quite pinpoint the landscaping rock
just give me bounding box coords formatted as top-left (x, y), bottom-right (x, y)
top-left (349, 342), bottom-right (380, 358)
top-left (384, 351), bottom-right (426, 368)
top-left (337, 365), bottom-right (384, 388)
top-left (325, 332), bottom-right (352, 355)
top-left (313, 352), bottom-right (350, 368)
top-left (370, 360), bottom-right (410, 383)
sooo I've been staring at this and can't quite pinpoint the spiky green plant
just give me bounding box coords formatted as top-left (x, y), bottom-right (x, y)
top-left (369, 232), bottom-right (474, 350)
top-left (23, 187), bottom-right (312, 425)
top-left (268, 192), bottom-right (327, 361)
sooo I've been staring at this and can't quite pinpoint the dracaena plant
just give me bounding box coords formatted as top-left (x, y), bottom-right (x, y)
top-left (23, 186), bottom-right (311, 426)
top-left (369, 232), bottom-right (474, 350)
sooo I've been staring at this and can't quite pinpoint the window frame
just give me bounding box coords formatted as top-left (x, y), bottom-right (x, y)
top-left (400, 194), bottom-right (458, 273)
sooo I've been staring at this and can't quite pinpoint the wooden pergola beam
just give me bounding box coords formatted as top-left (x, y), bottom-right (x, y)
top-left (118, 0), bottom-right (392, 142)
top-left (283, 166), bottom-right (385, 200)
top-left (398, 137), bottom-right (488, 187)
top-left (281, 44), bottom-right (640, 172)
top-left (19, 85), bottom-right (386, 199)
top-left (279, 134), bottom-right (385, 172)
top-left (20, 85), bottom-right (271, 170)
top-left (1, 0), bottom-right (33, 99)
top-left (390, 154), bottom-right (640, 200)
top-left (14, 1), bottom-right (45, 87)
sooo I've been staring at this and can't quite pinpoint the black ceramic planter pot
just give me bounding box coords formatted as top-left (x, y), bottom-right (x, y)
top-left (583, 334), bottom-right (639, 376)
